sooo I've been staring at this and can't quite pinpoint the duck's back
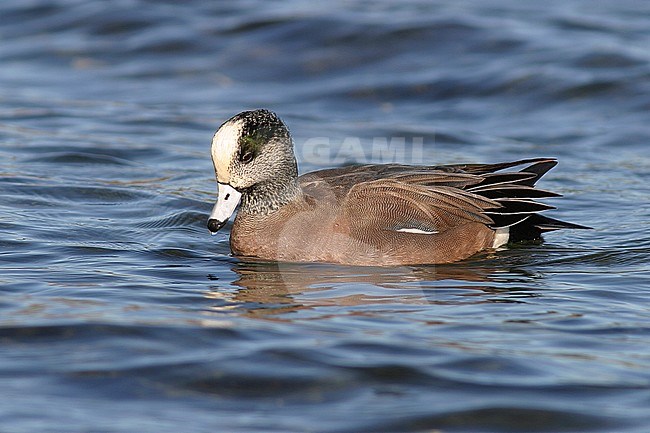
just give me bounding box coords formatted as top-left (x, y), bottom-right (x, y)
top-left (298, 158), bottom-right (588, 244)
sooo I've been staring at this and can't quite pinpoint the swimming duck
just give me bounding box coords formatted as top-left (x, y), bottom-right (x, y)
top-left (207, 109), bottom-right (587, 266)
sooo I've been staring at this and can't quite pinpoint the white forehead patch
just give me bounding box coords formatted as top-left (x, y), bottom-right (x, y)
top-left (211, 120), bottom-right (243, 183)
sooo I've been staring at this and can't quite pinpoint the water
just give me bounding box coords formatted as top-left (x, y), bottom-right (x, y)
top-left (1, 1), bottom-right (649, 432)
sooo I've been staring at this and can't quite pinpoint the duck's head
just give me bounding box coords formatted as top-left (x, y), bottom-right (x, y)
top-left (207, 109), bottom-right (297, 234)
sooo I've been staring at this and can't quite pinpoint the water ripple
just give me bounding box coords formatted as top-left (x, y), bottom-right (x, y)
top-left (1, 1), bottom-right (650, 432)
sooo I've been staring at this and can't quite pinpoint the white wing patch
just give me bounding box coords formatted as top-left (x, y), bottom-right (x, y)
top-left (394, 227), bottom-right (439, 235)
top-left (211, 120), bottom-right (243, 184)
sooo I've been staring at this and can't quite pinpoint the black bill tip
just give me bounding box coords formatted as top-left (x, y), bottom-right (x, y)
top-left (207, 218), bottom-right (227, 234)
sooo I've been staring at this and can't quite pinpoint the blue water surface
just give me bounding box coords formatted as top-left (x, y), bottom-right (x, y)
top-left (1, 1), bottom-right (649, 432)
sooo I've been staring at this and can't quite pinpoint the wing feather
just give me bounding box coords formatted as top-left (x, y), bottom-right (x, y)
top-left (300, 157), bottom-right (588, 241)
top-left (342, 179), bottom-right (499, 236)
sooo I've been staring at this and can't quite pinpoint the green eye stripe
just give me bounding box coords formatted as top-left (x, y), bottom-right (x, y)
top-left (241, 134), bottom-right (262, 148)
top-left (239, 133), bottom-right (263, 161)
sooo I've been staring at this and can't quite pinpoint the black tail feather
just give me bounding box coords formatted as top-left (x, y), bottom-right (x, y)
top-left (508, 214), bottom-right (592, 243)
top-left (446, 158), bottom-right (557, 175)
top-left (530, 214), bottom-right (592, 231)
top-left (470, 172), bottom-right (538, 189)
top-left (470, 185), bottom-right (561, 199)
top-left (517, 160), bottom-right (558, 186)
top-left (462, 157), bottom-right (590, 242)
top-left (486, 199), bottom-right (556, 215)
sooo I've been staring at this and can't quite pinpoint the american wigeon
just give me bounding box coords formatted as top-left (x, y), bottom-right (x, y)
top-left (207, 109), bottom-right (588, 266)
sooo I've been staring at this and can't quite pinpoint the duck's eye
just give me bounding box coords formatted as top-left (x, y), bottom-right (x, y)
top-left (240, 151), bottom-right (254, 164)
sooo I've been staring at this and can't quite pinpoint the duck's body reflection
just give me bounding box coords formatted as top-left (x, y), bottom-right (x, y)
top-left (206, 252), bottom-right (545, 320)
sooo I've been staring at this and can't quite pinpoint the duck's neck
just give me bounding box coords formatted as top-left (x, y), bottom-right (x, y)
top-left (240, 178), bottom-right (302, 215)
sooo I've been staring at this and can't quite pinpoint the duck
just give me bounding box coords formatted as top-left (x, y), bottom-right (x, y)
top-left (207, 109), bottom-right (588, 266)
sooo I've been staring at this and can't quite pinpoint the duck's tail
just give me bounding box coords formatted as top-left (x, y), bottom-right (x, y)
top-left (465, 158), bottom-right (591, 242)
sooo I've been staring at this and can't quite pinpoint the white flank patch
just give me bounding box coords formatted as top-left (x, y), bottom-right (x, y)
top-left (211, 120), bottom-right (243, 184)
top-left (492, 227), bottom-right (510, 248)
top-left (395, 227), bottom-right (439, 235)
